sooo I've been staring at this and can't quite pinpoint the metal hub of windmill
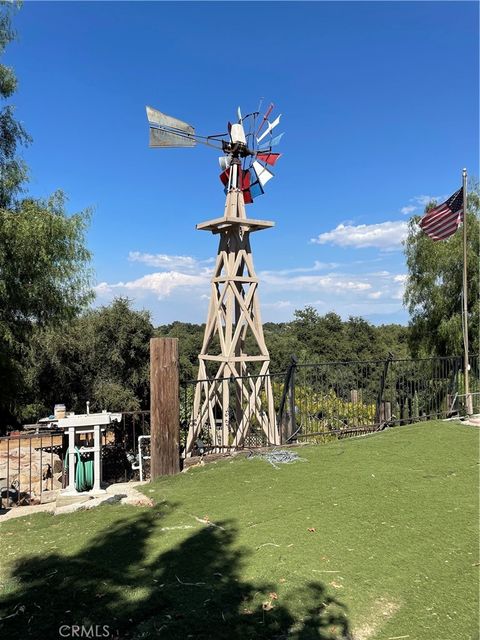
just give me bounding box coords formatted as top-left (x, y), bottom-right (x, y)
top-left (146, 103), bottom-right (283, 455)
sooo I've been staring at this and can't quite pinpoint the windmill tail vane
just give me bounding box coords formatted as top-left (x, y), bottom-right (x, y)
top-left (146, 103), bottom-right (283, 203)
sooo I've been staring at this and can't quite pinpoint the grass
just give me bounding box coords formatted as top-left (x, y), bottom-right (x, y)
top-left (0, 420), bottom-right (478, 640)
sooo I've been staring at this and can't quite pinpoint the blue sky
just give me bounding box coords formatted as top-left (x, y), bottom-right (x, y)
top-left (7, 1), bottom-right (479, 325)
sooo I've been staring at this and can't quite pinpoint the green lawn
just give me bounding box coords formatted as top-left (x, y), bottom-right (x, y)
top-left (0, 421), bottom-right (478, 640)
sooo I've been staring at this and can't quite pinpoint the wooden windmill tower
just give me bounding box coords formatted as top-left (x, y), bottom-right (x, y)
top-left (146, 104), bottom-right (283, 454)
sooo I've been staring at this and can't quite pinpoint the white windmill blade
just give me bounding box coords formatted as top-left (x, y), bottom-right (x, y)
top-left (257, 114), bottom-right (282, 143)
top-left (146, 106), bottom-right (195, 134)
top-left (237, 106), bottom-right (242, 122)
top-left (252, 161), bottom-right (274, 187)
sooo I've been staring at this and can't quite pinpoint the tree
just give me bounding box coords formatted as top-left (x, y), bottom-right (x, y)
top-left (21, 298), bottom-right (154, 421)
top-left (0, 5), bottom-right (93, 428)
top-left (0, 2), bottom-right (31, 207)
top-left (404, 183), bottom-right (480, 357)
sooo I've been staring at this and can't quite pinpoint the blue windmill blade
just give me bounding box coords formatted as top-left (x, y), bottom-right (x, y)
top-left (248, 169), bottom-right (265, 199)
top-left (258, 132), bottom-right (284, 151)
top-left (250, 181), bottom-right (265, 199)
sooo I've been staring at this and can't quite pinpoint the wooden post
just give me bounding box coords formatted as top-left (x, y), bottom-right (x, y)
top-left (150, 338), bottom-right (180, 478)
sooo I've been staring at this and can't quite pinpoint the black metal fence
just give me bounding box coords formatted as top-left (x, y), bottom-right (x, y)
top-left (180, 354), bottom-right (479, 451)
top-left (2, 355), bottom-right (477, 509)
top-left (281, 354), bottom-right (479, 443)
top-left (0, 411), bottom-right (151, 509)
top-left (0, 431), bottom-right (64, 509)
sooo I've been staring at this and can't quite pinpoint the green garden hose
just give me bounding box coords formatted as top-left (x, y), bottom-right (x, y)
top-left (65, 447), bottom-right (94, 491)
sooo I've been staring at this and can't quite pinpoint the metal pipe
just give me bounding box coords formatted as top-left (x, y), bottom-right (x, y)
top-left (462, 168), bottom-right (472, 414)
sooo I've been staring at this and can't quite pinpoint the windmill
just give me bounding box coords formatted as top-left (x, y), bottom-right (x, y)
top-left (146, 103), bottom-right (283, 454)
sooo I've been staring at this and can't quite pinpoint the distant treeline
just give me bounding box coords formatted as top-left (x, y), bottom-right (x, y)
top-left (4, 299), bottom-right (409, 430)
top-left (156, 306), bottom-right (410, 380)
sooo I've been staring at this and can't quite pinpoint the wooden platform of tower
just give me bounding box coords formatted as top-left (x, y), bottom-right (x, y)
top-left (186, 159), bottom-right (279, 454)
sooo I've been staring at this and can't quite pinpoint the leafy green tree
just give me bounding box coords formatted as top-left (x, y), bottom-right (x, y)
top-left (0, 187), bottom-right (93, 427)
top-left (291, 308), bottom-right (346, 362)
top-left (404, 183), bottom-right (480, 356)
top-left (0, 2), bottom-right (31, 207)
top-left (264, 321), bottom-right (301, 372)
top-left (376, 323), bottom-right (410, 359)
top-left (22, 298), bottom-right (153, 420)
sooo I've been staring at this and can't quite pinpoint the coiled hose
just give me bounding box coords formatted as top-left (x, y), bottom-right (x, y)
top-left (65, 447), bottom-right (94, 491)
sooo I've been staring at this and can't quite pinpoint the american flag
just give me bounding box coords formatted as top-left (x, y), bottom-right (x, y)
top-left (419, 187), bottom-right (464, 241)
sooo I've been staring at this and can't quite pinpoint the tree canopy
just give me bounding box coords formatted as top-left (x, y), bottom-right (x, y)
top-left (20, 298), bottom-right (153, 423)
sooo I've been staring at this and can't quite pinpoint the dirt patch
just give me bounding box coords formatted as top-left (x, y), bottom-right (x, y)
top-left (353, 598), bottom-right (400, 640)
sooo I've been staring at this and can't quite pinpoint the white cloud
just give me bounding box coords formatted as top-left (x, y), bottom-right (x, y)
top-left (95, 248), bottom-right (409, 325)
top-left (263, 300), bottom-right (292, 309)
top-left (128, 251), bottom-right (213, 273)
top-left (95, 270), bottom-right (208, 300)
top-left (260, 261), bottom-right (339, 277)
top-left (260, 272), bottom-right (372, 293)
top-left (258, 269), bottom-right (407, 310)
top-left (310, 221), bottom-right (408, 250)
top-left (400, 194), bottom-right (445, 216)
top-left (401, 205), bottom-right (417, 216)
top-left (413, 195), bottom-right (439, 206)
top-left (391, 274), bottom-right (407, 300)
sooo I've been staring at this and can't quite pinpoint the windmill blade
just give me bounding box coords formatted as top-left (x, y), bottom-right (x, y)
top-left (241, 169), bottom-right (253, 204)
top-left (256, 102), bottom-right (274, 135)
top-left (259, 132), bottom-right (284, 150)
top-left (249, 175), bottom-right (265, 199)
top-left (219, 169), bottom-right (230, 186)
top-left (146, 106), bottom-right (194, 134)
top-left (243, 189), bottom-right (253, 204)
top-left (257, 114), bottom-right (282, 143)
top-left (256, 152), bottom-right (282, 166)
top-left (219, 155), bottom-right (232, 171)
top-left (252, 161), bottom-right (274, 187)
top-left (149, 127), bottom-right (196, 148)
top-left (237, 106), bottom-right (242, 123)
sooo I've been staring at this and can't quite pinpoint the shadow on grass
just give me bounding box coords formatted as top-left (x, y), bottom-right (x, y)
top-left (0, 502), bottom-right (351, 639)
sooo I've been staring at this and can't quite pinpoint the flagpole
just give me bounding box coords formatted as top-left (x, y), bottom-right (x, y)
top-left (462, 167), bottom-right (472, 415)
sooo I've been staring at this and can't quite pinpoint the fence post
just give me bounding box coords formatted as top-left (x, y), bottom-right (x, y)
top-left (277, 355), bottom-right (297, 444)
top-left (150, 337), bottom-right (180, 478)
top-left (288, 357), bottom-right (297, 441)
top-left (376, 353), bottom-right (393, 427)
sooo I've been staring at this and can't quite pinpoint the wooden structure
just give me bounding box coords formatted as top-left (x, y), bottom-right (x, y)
top-left (150, 337), bottom-right (180, 476)
top-left (186, 159), bottom-right (279, 454)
